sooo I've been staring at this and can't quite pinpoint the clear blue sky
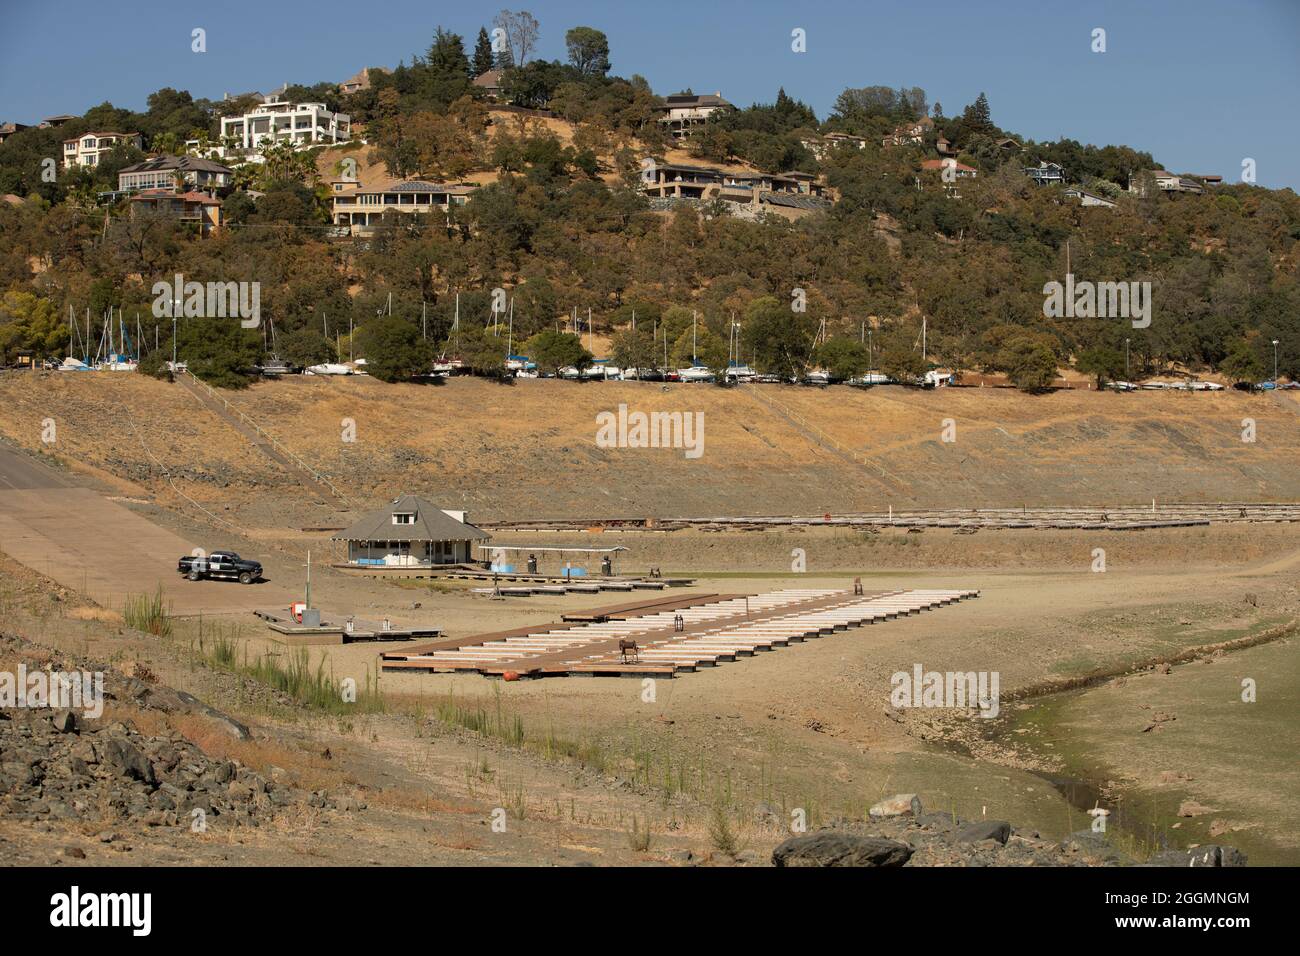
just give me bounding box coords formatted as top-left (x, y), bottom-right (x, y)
top-left (2, 0), bottom-right (1297, 188)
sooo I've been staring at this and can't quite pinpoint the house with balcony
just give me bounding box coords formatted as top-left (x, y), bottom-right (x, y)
top-left (62, 131), bottom-right (143, 169)
top-left (127, 189), bottom-right (223, 236)
top-left (640, 159), bottom-right (831, 216)
top-left (220, 101), bottom-right (350, 158)
top-left (331, 179), bottom-right (476, 235)
top-left (1024, 161), bottom-right (1067, 185)
top-left (117, 155), bottom-right (234, 194)
top-left (1127, 170), bottom-right (1205, 196)
top-left (655, 92), bottom-right (734, 140)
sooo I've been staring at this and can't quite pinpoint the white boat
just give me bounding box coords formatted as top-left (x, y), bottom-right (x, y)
top-left (57, 357), bottom-right (91, 372)
top-left (852, 372), bottom-right (894, 386)
top-left (803, 369), bottom-right (831, 385)
top-left (96, 354), bottom-right (137, 372)
top-left (677, 366), bottom-right (715, 382)
top-left (725, 365), bottom-right (756, 382)
top-left (305, 363), bottom-right (353, 376)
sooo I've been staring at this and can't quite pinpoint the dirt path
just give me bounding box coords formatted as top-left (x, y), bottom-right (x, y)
top-left (0, 444), bottom-right (294, 615)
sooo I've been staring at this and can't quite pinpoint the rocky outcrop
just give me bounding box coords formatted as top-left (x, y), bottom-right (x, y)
top-left (771, 794), bottom-right (1248, 867)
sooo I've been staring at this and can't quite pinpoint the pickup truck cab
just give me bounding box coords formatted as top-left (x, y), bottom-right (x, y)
top-left (178, 551), bottom-right (263, 584)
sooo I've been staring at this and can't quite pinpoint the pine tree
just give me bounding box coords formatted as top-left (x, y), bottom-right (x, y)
top-left (472, 27), bottom-right (495, 77)
top-left (964, 92), bottom-right (992, 132)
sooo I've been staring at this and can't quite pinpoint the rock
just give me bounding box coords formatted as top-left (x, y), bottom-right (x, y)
top-left (51, 710), bottom-right (80, 734)
top-left (1146, 845), bottom-right (1248, 867)
top-left (957, 820), bottom-right (1011, 845)
top-left (773, 831), bottom-right (914, 868)
top-left (868, 793), bottom-right (922, 820)
top-left (915, 812), bottom-right (958, 832)
top-left (668, 849), bottom-right (694, 863)
top-left (100, 738), bottom-right (157, 786)
top-left (1178, 800), bottom-right (1215, 818)
top-left (57, 845), bottom-right (86, 859)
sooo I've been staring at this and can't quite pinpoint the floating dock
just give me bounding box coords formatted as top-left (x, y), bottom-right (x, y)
top-left (254, 609), bottom-right (442, 646)
top-left (380, 587), bottom-right (978, 678)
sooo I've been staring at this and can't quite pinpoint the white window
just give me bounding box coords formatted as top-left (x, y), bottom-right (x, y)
top-left (393, 513), bottom-right (415, 525)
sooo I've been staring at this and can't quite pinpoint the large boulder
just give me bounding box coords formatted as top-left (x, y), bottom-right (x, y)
top-left (773, 831), bottom-right (914, 868)
top-left (957, 820), bottom-right (1012, 845)
top-left (868, 793), bottom-right (922, 820)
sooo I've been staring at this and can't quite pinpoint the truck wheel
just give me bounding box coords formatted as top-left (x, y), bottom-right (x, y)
top-left (187, 570), bottom-right (201, 581)
top-left (238, 572), bottom-right (253, 585)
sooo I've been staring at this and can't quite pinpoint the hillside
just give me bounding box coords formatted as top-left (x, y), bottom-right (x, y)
top-left (3, 373), bottom-right (1298, 525)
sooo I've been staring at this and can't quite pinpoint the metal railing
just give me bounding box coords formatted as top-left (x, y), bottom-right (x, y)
top-left (182, 369), bottom-right (352, 506)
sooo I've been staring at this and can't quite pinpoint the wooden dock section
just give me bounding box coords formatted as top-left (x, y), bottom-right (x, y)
top-left (380, 587), bottom-right (979, 678)
top-left (255, 609), bottom-right (441, 646)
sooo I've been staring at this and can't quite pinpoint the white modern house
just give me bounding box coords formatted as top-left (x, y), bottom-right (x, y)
top-left (219, 101), bottom-right (350, 155)
top-left (62, 131), bottom-right (143, 169)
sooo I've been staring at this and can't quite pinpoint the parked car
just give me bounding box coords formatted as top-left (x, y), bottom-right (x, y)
top-left (177, 551), bottom-right (263, 584)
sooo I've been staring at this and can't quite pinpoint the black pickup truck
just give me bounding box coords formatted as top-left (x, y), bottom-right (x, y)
top-left (177, 551), bottom-right (263, 584)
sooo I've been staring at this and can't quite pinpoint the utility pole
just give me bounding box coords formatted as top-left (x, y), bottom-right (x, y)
top-left (1273, 339), bottom-right (1280, 382)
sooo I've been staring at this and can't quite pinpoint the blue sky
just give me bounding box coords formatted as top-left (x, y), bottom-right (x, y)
top-left (2, 0), bottom-right (1297, 188)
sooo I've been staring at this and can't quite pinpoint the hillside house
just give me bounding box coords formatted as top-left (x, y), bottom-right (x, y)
top-left (472, 69), bottom-right (505, 102)
top-left (1128, 170), bottom-right (1205, 196)
top-left (220, 101), bottom-right (350, 156)
top-left (332, 179), bottom-right (476, 235)
top-left (333, 496), bottom-right (490, 567)
top-left (1024, 161), bottom-right (1066, 185)
top-left (1064, 186), bottom-right (1117, 208)
top-left (118, 155), bottom-right (234, 194)
top-left (800, 132), bottom-right (869, 159)
top-left (640, 159), bottom-right (829, 210)
top-left (128, 189), bottom-right (223, 236)
top-left (655, 92), bottom-right (734, 140)
top-left (339, 66), bottom-right (390, 95)
top-left (920, 158), bottom-right (977, 178)
top-left (0, 122), bottom-right (30, 145)
top-left (62, 131), bottom-right (142, 169)
top-left (883, 116), bottom-right (934, 148)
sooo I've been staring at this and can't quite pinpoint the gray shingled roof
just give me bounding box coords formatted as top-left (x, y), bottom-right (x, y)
top-left (119, 154), bottom-right (233, 175)
top-left (332, 495), bottom-right (490, 543)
